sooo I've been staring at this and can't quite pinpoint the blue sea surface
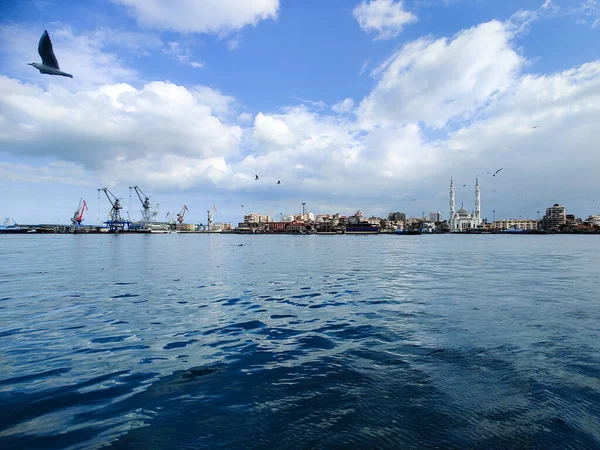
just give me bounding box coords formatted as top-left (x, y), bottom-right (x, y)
top-left (1, 234), bottom-right (599, 449)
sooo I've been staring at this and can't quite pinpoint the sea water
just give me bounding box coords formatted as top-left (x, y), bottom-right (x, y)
top-left (1, 234), bottom-right (599, 449)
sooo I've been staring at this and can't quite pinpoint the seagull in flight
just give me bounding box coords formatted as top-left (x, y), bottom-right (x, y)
top-left (241, 204), bottom-right (245, 207)
top-left (531, 125), bottom-right (539, 129)
top-left (277, 180), bottom-right (281, 184)
top-left (28, 30), bottom-right (73, 78)
top-left (255, 175), bottom-right (259, 180)
top-left (492, 168), bottom-right (504, 177)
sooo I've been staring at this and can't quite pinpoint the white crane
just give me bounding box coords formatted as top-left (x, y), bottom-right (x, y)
top-left (207, 205), bottom-right (216, 231)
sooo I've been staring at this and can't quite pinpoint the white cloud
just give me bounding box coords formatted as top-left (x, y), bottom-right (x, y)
top-left (573, 0), bottom-right (600, 27)
top-left (237, 112), bottom-right (253, 123)
top-left (332, 98), bottom-right (355, 113)
top-left (191, 86), bottom-right (236, 118)
top-left (358, 20), bottom-right (523, 129)
top-left (164, 41), bottom-right (204, 68)
top-left (291, 96), bottom-right (327, 109)
top-left (0, 76), bottom-right (242, 188)
top-left (112, 0), bottom-right (279, 34)
top-left (353, 0), bottom-right (417, 40)
top-left (252, 112), bottom-right (299, 149)
top-left (228, 38), bottom-right (242, 50)
top-left (359, 60), bottom-right (370, 76)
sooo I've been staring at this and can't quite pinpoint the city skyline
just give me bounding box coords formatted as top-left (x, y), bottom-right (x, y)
top-left (1, 1), bottom-right (600, 224)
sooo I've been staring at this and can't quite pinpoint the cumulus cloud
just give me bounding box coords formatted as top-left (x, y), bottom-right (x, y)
top-left (112, 0), bottom-right (279, 35)
top-left (353, 0), bottom-right (417, 40)
top-left (252, 112), bottom-right (299, 149)
top-left (358, 20), bottom-right (523, 129)
top-left (0, 76), bottom-right (242, 187)
top-left (449, 61), bottom-right (600, 169)
top-left (332, 98), bottom-right (355, 113)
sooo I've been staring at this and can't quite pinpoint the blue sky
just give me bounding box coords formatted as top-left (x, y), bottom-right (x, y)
top-left (1, 0), bottom-right (599, 225)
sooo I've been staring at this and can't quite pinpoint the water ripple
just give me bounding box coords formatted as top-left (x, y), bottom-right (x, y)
top-left (1, 235), bottom-right (599, 449)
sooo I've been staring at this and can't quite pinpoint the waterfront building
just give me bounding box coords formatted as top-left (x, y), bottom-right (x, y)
top-left (286, 221), bottom-right (308, 233)
top-left (267, 222), bottom-right (286, 232)
top-left (430, 212), bottom-right (441, 223)
top-left (542, 204), bottom-right (566, 231)
top-left (244, 213), bottom-right (271, 224)
top-left (493, 219), bottom-right (538, 231)
top-left (388, 212), bottom-right (406, 222)
top-left (566, 215), bottom-right (580, 226)
top-left (367, 216), bottom-right (381, 226)
top-left (449, 177), bottom-right (482, 232)
top-left (587, 215), bottom-right (600, 226)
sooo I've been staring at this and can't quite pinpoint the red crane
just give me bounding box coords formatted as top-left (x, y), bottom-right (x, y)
top-left (72, 198), bottom-right (88, 225)
top-left (177, 205), bottom-right (189, 224)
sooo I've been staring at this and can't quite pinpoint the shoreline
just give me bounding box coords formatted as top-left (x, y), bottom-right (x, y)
top-left (1, 230), bottom-right (598, 236)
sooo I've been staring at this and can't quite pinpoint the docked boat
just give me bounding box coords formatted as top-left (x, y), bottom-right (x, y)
top-left (394, 228), bottom-right (422, 235)
top-left (345, 222), bottom-right (380, 234)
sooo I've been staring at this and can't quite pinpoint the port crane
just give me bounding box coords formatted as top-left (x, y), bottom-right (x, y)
top-left (165, 212), bottom-right (176, 226)
top-left (97, 188), bottom-right (126, 231)
top-left (71, 198), bottom-right (88, 230)
top-left (177, 205), bottom-right (189, 224)
top-left (207, 205), bottom-right (216, 231)
top-left (129, 185), bottom-right (158, 226)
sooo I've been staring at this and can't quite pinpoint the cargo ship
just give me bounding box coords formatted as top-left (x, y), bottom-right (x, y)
top-left (345, 222), bottom-right (380, 234)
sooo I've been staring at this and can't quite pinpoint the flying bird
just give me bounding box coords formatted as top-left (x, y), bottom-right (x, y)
top-left (241, 205), bottom-right (245, 207)
top-left (277, 180), bottom-right (281, 184)
top-left (531, 125), bottom-right (539, 129)
top-left (493, 168), bottom-right (504, 177)
top-left (255, 175), bottom-right (259, 180)
top-left (28, 30), bottom-right (73, 78)
top-left (462, 184), bottom-right (466, 187)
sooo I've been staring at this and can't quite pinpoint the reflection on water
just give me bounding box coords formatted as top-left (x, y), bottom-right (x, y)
top-left (1, 234), bottom-right (599, 449)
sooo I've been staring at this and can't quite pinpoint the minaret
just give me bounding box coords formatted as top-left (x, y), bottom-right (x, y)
top-left (475, 176), bottom-right (481, 225)
top-left (450, 177), bottom-right (455, 230)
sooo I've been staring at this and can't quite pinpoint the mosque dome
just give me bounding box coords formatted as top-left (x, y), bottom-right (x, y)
top-left (457, 207), bottom-right (469, 216)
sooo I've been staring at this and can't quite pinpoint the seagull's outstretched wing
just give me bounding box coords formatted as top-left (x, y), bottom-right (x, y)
top-left (38, 30), bottom-right (60, 69)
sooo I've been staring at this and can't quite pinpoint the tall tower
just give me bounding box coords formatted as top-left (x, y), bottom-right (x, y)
top-left (475, 176), bottom-right (481, 225)
top-left (450, 177), bottom-right (455, 230)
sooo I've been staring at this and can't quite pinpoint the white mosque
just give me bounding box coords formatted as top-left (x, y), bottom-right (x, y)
top-left (449, 177), bottom-right (482, 232)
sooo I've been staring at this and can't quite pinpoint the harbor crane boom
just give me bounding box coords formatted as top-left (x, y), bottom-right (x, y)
top-left (207, 205), bottom-right (216, 231)
top-left (71, 198), bottom-right (88, 226)
top-left (97, 188), bottom-right (124, 228)
top-left (177, 205), bottom-right (189, 224)
top-left (129, 185), bottom-right (158, 225)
